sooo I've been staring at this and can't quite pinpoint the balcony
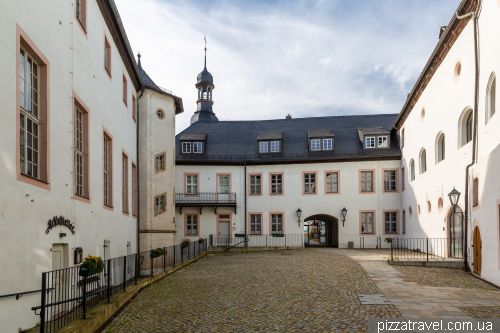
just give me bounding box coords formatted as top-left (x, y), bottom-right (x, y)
top-left (175, 192), bottom-right (237, 214)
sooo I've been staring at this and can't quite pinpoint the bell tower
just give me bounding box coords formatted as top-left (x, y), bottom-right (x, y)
top-left (191, 38), bottom-right (219, 124)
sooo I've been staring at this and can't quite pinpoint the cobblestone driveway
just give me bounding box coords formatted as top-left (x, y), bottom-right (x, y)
top-left (102, 250), bottom-right (401, 332)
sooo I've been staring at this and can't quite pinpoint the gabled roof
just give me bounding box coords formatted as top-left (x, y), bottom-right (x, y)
top-left (307, 129), bottom-right (335, 138)
top-left (137, 55), bottom-right (184, 114)
top-left (257, 132), bottom-right (283, 140)
top-left (176, 114), bottom-right (401, 165)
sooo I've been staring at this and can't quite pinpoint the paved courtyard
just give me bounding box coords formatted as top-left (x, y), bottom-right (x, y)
top-left (102, 250), bottom-right (401, 332)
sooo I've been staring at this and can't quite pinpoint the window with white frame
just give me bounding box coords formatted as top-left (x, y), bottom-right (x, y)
top-left (360, 171), bottom-right (373, 192)
top-left (323, 139), bottom-right (332, 150)
top-left (385, 212), bottom-right (397, 234)
top-left (365, 137), bottom-right (375, 148)
top-left (20, 48), bottom-right (40, 179)
top-left (271, 214), bottom-right (283, 234)
top-left (271, 174), bottom-right (282, 194)
top-left (384, 170), bottom-right (397, 192)
top-left (378, 136), bottom-right (388, 147)
top-left (326, 172), bottom-right (338, 193)
top-left (193, 142), bottom-right (203, 153)
top-left (155, 154), bottom-right (165, 172)
top-left (250, 214), bottom-right (261, 234)
top-left (304, 173), bottom-right (316, 194)
top-left (311, 139), bottom-right (321, 151)
top-left (250, 175), bottom-right (261, 195)
top-left (186, 175), bottom-right (198, 194)
top-left (361, 212), bottom-right (374, 234)
top-left (186, 215), bottom-right (198, 235)
top-left (182, 142), bottom-right (191, 153)
top-left (75, 107), bottom-right (84, 196)
top-left (155, 194), bottom-right (165, 214)
top-left (259, 142), bottom-right (268, 153)
top-left (270, 141), bottom-right (280, 152)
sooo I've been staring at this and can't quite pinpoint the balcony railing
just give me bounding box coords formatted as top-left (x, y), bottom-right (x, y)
top-left (175, 192), bottom-right (236, 205)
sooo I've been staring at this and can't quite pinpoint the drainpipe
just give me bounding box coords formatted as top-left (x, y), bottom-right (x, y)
top-left (136, 87), bottom-right (145, 253)
top-left (244, 162), bottom-right (247, 250)
top-left (456, 0), bottom-right (481, 271)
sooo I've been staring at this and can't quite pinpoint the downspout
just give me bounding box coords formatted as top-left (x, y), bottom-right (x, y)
top-left (136, 87), bottom-right (145, 253)
top-left (244, 162), bottom-right (247, 250)
top-left (456, 0), bottom-right (481, 271)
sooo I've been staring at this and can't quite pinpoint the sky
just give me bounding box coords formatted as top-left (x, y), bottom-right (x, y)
top-left (115, 0), bottom-right (462, 133)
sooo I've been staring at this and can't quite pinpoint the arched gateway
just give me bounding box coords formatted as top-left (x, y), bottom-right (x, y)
top-left (303, 214), bottom-right (339, 247)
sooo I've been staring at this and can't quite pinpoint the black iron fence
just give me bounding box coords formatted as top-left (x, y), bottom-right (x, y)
top-left (209, 234), bottom-right (303, 250)
top-left (33, 241), bottom-right (207, 333)
top-left (390, 237), bottom-right (463, 261)
top-left (175, 192), bottom-right (236, 204)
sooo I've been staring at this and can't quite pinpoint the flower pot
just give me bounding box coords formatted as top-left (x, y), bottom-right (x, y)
top-left (386, 239), bottom-right (392, 243)
top-left (150, 252), bottom-right (160, 258)
top-left (271, 234), bottom-right (284, 237)
top-left (235, 234), bottom-right (246, 238)
top-left (181, 244), bottom-right (188, 249)
top-left (198, 240), bottom-right (204, 244)
top-left (79, 266), bottom-right (102, 277)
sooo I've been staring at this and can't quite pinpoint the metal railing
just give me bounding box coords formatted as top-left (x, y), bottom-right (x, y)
top-left (33, 241), bottom-right (207, 333)
top-left (209, 234), bottom-right (304, 250)
top-left (390, 238), bottom-right (463, 261)
top-left (175, 192), bottom-right (236, 204)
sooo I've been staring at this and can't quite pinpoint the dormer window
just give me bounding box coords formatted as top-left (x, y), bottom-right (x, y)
top-left (260, 142), bottom-right (268, 153)
top-left (182, 142), bottom-right (191, 153)
top-left (311, 139), bottom-right (321, 151)
top-left (378, 136), bottom-right (388, 148)
top-left (193, 142), bottom-right (203, 153)
top-left (270, 141), bottom-right (280, 152)
top-left (257, 132), bottom-right (283, 154)
top-left (323, 139), bottom-right (333, 150)
top-left (365, 137), bottom-right (375, 148)
top-left (179, 133), bottom-right (207, 154)
top-left (307, 129), bottom-right (335, 152)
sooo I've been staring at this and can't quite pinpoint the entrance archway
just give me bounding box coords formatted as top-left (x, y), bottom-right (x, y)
top-left (304, 214), bottom-right (339, 247)
top-left (473, 226), bottom-right (482, 275)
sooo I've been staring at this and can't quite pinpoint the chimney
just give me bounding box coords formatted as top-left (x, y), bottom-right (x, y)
top-left (286, 114), bottom-right (292, 120)
top-left (439, 26), bottom-right (447, 39)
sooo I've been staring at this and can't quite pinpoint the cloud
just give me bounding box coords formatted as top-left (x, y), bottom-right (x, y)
top-left (115, 0), bottom-right (462, 132)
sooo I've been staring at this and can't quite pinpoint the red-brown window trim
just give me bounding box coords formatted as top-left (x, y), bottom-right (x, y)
top-left (73, 91), bottom-right (90, 203)
top-left (103, 127), bottom-right (113, 210)
top-left (75, 0), bottom-right (88, 39)
top-left (122, 149), bottom-right (129, 215)
top-left (122, 72), bottom-right (128, 107)
top-left (104, 33), bottom-right (112, 80)
top-left (16, 24), bottom-right (51, 190)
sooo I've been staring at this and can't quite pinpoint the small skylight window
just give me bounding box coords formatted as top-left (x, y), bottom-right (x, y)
top-left (259, 142), bottom-right (268, 153)
top-left (311, 139), bottom-right (321, 151)
top-left (365, 137), bottom-right (375, 148)
top-left (270, 141), bottom-right (280, 152)
top-left (378, 136), bottom-right (388, 148)
top-left (323, 139), bottom-right (332, 150)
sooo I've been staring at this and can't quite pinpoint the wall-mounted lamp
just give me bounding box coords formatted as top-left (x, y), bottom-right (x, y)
top-left (296, 208), bottom-right (302, 226)
top-left (341, 207), bottom-right (347, 227)
top-left (448, 187), bottom-right (461, 207)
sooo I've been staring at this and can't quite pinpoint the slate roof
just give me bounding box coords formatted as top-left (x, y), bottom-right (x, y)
top-left (176, 114), bottom-right (401, 164)
top-left (256, 132), bottom-right (283, 140)
top-left (307, 129), bottom-right (335, 138)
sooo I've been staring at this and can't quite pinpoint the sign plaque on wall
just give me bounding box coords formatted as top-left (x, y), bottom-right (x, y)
top-left (46, 216), bottom-right (76, 235)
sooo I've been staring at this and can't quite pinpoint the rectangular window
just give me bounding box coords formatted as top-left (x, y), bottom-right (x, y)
top-left (186, 175), bottom-right (198, 194)
top-left (270, 141), bottom-right (280, 152)
top-left (385, 212), bottom-right (397, 234)
top-left (473, 178), bottom-right (479, 207)
top-left (360, 171), bottom-right (373, 192)
top-left (155, 194), bottom-right (166, 214)
top-left (122, 153), bottom-right (129, 213)
top-left (402, 210), bottom-right (406, 234)
top-left (132, 95), bottom-right (137, 122)
top-left (384, 170), bottom-right (397, 192)
top-left (104, 36), bottom-right (111, 76)
top-left (250, 214), bottom-right (261, 235)
top-left (132, 162), bottom-right (137, 217)
top-left (103, 133), bottom-right (112, 207)
top-left (326, 172), bottom-right (338, 193)
top-left (186, 215), bottom-right (198, 235)
top-left (250, 175), bottom-right (261, 195)
top-left (361, 212), bottom-right (374, 234)
top-left (74, 107), bottom-right (84, 197)
top-left (378, 136), bottom-right (388, 147)
top-left (304, 173), bottom-right (316, 194)
top-left (401, 167), bottom-right (405, 190)
top-left (311, 139), bottom-right (321, 151)
top-left (19, 48), bottom-right (40, 179)
top-left (122, 74), bottom-right (128, 106)
top-left (182, 142), bottom-right (191, 153)
top-left (271, 174), bottom-right (282, 195)
top-left (156, 153), bottom-right (165, 172)
top-left (401, 128), bottom-right (405, 147)
top-left (271, 214), bottom-right (283, 234)
top-left (323, 139), bottom-right (332, 150)
top-left (365, 137), bottom-right (375, 148)
top-left (259, 142), bottom-right (268, 153)
top-left (193, 142), bottom-right (203, 153)
top-left (75, 0), bottom-right (87, 33)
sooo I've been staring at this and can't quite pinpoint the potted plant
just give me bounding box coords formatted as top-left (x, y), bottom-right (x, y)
top-left (384, 237), bottom-right (393, 243)
top-left (198, 238), bottom-right (205, 244)
top-left (79, 254), bottom-right (104, 277)
top-left (181, 238), bottom-right (191, 249)
top-left (235, 233), bottom-right (246, 237)
top-left (150, 248), bottom-right (167, 258)
top-left (272, 233), bottom-right (284, 237)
